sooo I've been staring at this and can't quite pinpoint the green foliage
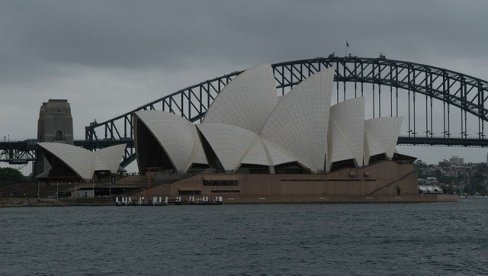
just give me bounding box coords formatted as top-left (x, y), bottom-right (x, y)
top-left (0, 167), bottom-right (25, 185)
top-left (414, 160), bottom-right (427, 168)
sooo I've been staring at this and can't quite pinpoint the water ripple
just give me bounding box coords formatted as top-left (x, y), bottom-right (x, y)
top-left (1, 201), bottom-right (488, 275)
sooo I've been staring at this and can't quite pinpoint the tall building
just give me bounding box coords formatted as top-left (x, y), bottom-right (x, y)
top-left (37, 99), bottom-right (73, 144)
top-left (35, 99), bottom-right (73, 176)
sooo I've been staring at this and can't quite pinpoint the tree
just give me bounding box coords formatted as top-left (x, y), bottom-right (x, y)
top-left (0, 167), bottom-right (25, 185)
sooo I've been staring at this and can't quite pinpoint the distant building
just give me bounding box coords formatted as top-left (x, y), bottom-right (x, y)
top-left (449, 156), bottom-right (464, 166)
top-left (439, 159), bottom-right (450, 167)
top-left (35, 99), bottom-right (74, 176)
top-left (37, 99), bottom-right (73, 144)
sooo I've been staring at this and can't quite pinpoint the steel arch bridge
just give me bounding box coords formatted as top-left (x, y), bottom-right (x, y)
top-left (81, 54), bottom-right (488, 167)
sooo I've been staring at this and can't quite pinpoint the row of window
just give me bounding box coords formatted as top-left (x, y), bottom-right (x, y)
top-left (203, 180), bottom-right (239, 186)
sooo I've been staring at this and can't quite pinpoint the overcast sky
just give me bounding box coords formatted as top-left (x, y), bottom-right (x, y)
top-left (1, 0), bottom-right (488, 169)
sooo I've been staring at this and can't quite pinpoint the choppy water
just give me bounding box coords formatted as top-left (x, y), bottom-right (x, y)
top-left (1, 199), bottom-right (488, 275)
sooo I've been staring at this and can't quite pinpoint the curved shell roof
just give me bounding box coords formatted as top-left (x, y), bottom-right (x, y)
top-left (197, 123), bottom-right (260, 171)
top-left (240, 138), bottom-right (271, 166)
top-left (327, 97), bottom-right (365, 171)
top-left (135, 111), bottom-right (203, 172)
top-left (96, 144), bottom-right (126, 173)
top-left (364, 127), bottom-right (383, 166)
top-left (38, 142), bottom-right (126, 180)
top-left (38, 142), bottom-right (95, 179)
top-left (190, 140), bottom-right (208, 165)
top-left (262, 139), bottom-right (296, 166)
top-left (364, 117), bottom-right (403, 164)
top-left (261, 68), bottom-right (334, 172)
top-left (203, 64), bottom-right (277, 133)
top-left (132, 63), bottom-right (404, 175)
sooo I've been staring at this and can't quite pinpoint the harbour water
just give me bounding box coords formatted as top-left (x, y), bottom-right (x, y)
top-left (1, 199), bottom-right (488, 275)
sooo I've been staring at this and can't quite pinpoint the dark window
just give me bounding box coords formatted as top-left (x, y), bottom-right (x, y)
top-left (203, 180), bottom-right (238, 186)
top-left (211, 190), bottom-right (240, 193)
top-left (330, 159), bottom-right (356, 171)
top-left (54, 130), bottom-right (63, 140)
top-left (368, 153), bottom-right (387, 165)
top-left (281, 179), bottom-right (325, 182)
top-left (188, 163), bottom-right (209, 171)
top-left (274, 162), bottom-right (311, 174)
top-left (239, 164), bottom-right (270, 174)
top-left (178, 190), bottom-right (201, 195)
top-left (326, 179), bottom-right (362, 182)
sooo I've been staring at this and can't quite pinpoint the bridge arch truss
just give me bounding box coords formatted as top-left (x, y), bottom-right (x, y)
top-left (84, 55), bottom-right (488, 167)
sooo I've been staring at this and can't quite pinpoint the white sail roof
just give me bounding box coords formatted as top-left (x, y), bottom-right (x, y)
top-left (262, 139), bottom-right (296, 166)
top-left (363, 127), bottom-right (383, 166)
top-left (96, 144), bottom-right (126, 173)
top-left (38, 142), bottom-right (95, 180)
top-left (197, 123), bottom-right (259, 171)
top-left (327, 97), bottom-right (365, 171)
top-left (261, 68), bottom-right (334, 172)
top-left (364, 117), bottom-right (403, 165)
top-left (240, 138), bottom-right (271, 166)
top-left (135, 111), bottom-right (205, 172)
top-left (38, 142), bottom-right (126, 180)
top-left (94, 155), bottom-right (110, 172)
top-left (128, 63), bottom-right (405, 175)
top-left (190, 140), bottom-right (208, 165)
top-left (203, 64), bottom-right (277, 133)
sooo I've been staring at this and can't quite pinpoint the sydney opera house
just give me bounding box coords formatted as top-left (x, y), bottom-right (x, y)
top-left (130, 64), bottom-right (422, 203)
top-left (37, 63), bottom-right (446, 202)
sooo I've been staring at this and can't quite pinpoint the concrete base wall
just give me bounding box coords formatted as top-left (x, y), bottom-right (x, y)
top-left (131, 161), bottom-right (454, 203)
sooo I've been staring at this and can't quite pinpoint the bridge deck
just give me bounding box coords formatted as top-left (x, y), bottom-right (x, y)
top-left (1, 136), bottom-right (487, 165)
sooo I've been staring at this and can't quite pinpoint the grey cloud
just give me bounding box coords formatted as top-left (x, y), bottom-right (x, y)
top-left (2, 0), bottom-right (487, 74)
top-left (1, 0), bottom-right (488, 167)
